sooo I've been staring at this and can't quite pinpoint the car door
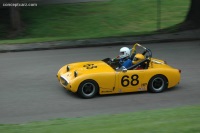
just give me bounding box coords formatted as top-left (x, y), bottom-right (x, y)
top-left (116, 69), bottom-right (148, 93)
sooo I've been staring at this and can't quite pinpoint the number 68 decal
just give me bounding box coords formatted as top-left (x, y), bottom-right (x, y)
top-left (121, 74), bottom-right (139, 87)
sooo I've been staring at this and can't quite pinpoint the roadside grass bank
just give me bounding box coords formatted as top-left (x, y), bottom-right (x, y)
top-left (0, 105), bottom-right (199, 133)
top-left (0, 0), bottom-right (189, 44)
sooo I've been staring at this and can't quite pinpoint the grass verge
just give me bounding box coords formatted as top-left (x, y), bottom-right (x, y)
top-left (0, 0), bottom-right (189, 44)
top-left (0, 105), bottom-right (200, 133)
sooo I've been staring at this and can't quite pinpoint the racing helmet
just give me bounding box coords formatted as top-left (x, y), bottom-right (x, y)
top-left (133, 53), bottom-right (145, 64)
top-left (119, 47), bottom-right (130, 58)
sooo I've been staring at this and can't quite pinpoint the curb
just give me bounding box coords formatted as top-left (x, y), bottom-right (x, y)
top-left (0, 29), bottom-right (200, 53)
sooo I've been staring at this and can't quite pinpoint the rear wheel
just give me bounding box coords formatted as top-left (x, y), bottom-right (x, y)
top-left (148, 75), bottom-right (167, 93)
top-left (77, 80), bottom-right (99, 99)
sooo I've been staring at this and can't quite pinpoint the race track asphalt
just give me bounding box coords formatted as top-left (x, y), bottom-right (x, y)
top-left (0, 41), bottom-right (200, 124)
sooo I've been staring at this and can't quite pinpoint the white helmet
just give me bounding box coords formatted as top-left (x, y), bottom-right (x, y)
top-left (119, 47), bottom-right (130, 58)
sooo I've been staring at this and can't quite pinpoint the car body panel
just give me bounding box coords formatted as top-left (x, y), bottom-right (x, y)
top-left (57, 58), bottom-right (181, 95)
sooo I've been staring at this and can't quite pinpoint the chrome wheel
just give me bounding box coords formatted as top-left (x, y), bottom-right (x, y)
top-left (81, 83), bottom-right (96, 97)
top-left (78, 80), bottom-right (98, 98)
top-left (152, 77), bottom-right (165, 92)
top-left (148, 75), bottom-right (167, 93)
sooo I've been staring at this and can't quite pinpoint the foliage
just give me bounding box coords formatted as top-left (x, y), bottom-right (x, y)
top-left (0, 105), bottom-right (199, 133)
top-left (0, 0), bottom-right (190, 44)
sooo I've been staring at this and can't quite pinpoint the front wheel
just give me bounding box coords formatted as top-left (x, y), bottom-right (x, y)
top-left (148, 75), bottom-right (167, 93)
top-left (77, 80), bottom-right (99, 99)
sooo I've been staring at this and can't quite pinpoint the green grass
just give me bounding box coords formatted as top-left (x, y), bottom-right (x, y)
top-left (0, 0), bottom-right (190, 44)
top-left (0, 105), bottom-right (200, 133)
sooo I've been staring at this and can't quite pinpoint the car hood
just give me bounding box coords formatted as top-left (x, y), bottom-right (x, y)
top-left (66, 60), bottom-right (115, 74)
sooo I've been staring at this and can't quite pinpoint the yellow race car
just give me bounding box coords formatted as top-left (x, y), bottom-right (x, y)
top-left (57, 44), bottom-right (181, 98)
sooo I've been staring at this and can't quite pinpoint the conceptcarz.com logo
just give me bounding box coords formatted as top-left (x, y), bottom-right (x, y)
top-left (2, 2), bottom-right (37, 7)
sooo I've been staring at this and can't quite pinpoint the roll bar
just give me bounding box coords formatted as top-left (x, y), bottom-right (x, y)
top-left (131, 43), bottom-right (152, 58)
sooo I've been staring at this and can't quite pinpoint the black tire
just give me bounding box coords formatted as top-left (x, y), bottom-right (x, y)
top-left (77, 80), bottom-right (99, 99)
top-left (148, 75), bottom-right (167, 93)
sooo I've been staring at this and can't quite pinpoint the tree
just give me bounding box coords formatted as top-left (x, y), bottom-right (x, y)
top-left (159, 0), bottom-right (200, 32)
top-left (184, 0), bottom-right (200, 28)
top-left (10, 0), bottom-right (22, 31)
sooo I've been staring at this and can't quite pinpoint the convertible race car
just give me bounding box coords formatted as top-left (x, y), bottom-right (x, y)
top-left (57, 43), bottom-right (181, 98)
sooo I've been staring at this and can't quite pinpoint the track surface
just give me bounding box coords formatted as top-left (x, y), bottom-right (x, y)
top-left (0, 41), bottom-right (200, 124)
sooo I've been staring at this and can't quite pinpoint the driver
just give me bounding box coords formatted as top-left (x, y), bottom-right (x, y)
top-left (118, 47), bottom-right (132, 68)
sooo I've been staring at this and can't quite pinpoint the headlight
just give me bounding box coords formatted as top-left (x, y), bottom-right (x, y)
top-left (74, 71), bottom-right (78, 77)
top-left (60, 75), bottom-right (69, 86)
top-left (66, 65), bottom-right (70, 72)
